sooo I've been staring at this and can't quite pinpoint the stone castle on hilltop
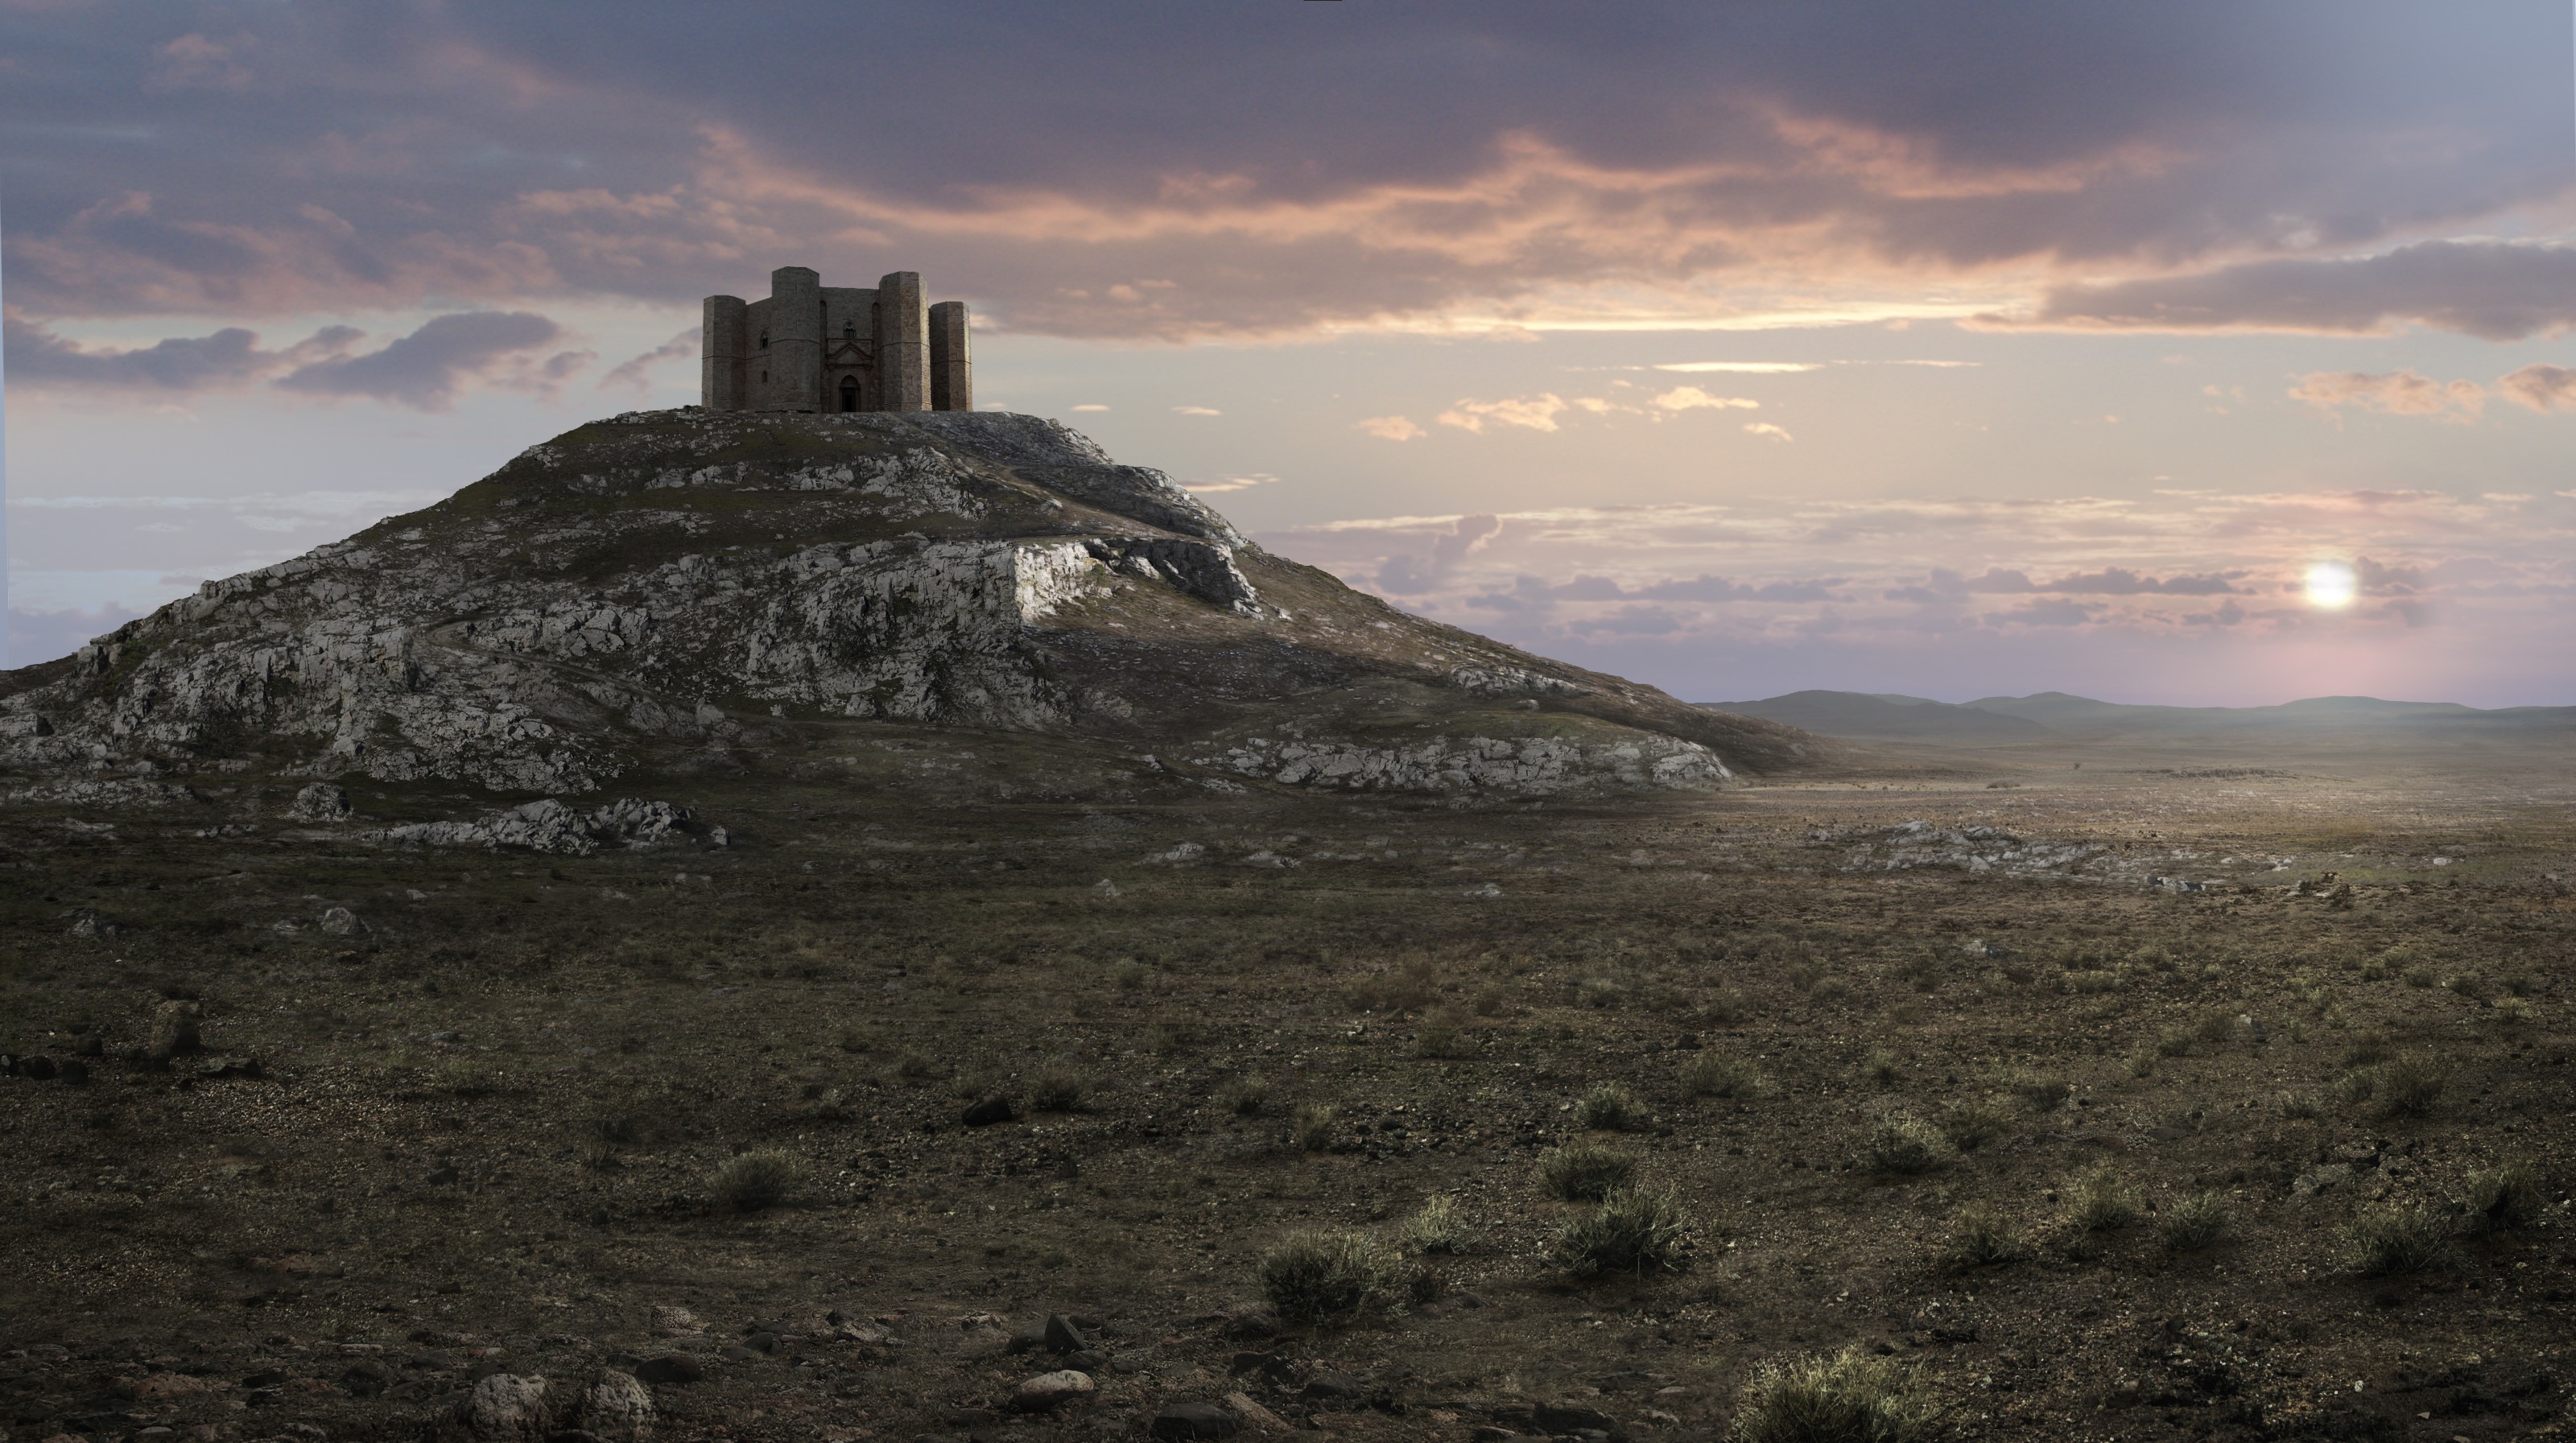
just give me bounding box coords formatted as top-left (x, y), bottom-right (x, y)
top-left (701, 266), bottom-right (972, 414)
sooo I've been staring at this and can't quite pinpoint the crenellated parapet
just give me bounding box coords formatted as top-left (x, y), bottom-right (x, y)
top-left (700, 266), bottom-right (973, 414)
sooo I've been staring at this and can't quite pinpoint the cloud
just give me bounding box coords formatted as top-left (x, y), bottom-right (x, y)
top-left (598, 326), bottom-right (699, 394)
top-left (1069, 402), bottom-right (1112, 412)
top-left (1439, 394), bottom-right (1569, 433)
top-left (2499, 364), bottom-right (2576, 412)
top-left (2011, 241), bottom-right (2576, 340)
top-left (1356, 414), bottom-right (1425, 441)
top-left (2289, 369), bottom-right (2485, 422)
top-left (1377, 513), bottom-right (1501, 593)
top-left (4, 309), bottom-right (359, 390)
top-left (6, 10), bottom-right (2566, 341)
top-left (1742, 422), bottom-right (1794, 442)
top-left (1655, 361), bottom-right (1821, 373)
top-left (1985, 598), bottom-right (2103, 626)
top-left (275, 311), bottom-right (563, 410)
top-left (1652, 386), bottom-right (1760, 413)
top-left (1171, 405), bottom-right (1223, 416)
top-left (1183, 473), bottom-right (1277, 494)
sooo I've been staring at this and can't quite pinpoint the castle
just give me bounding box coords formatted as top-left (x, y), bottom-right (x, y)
top-left (700, 266), bottom-right (972, 414)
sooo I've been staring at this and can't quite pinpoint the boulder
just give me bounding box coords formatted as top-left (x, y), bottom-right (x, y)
top-left (580, 1370), bottom-right (654, 1442)
top-left (1009, 1369), bottom-right (1096, 1413)
top-left (464, 1373), bottom-right (550, 1443)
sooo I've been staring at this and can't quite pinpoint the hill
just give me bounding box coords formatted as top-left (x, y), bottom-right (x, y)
top-left (0, 410), bottom-right (1813, 817)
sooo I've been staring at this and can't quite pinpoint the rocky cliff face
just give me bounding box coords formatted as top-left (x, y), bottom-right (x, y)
top-left (0, 410), bottom-right (1809, 807)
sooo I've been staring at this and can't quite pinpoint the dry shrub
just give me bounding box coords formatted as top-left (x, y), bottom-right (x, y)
top-left (1542, 1141), bottom-right (1637, 1202)
top-left (1945, 1202), bottom-right (2021, 1269)
top-left (1550, 1187), bottom-right (1690, 1278)
top-left (1292, 1103), bottom-right (1337, 1152)
top-left (1257, 1231), bottom-right (1404, 1325)
top-left (2344, 1203), bottom-right (2455, 1276)
top-left (1864, 1113), bottom-right (1952, 1176)
top-left (713, 1149), bottom-right (800, 1212)
top-left (1682, 1049), bottom-right (1767, 1099)
top-left (1575, 1082), bottom-right (1648, 1132)
top-left (1728, 1347), bottom-right (1936, 1443)
top-left (2160, 1191), bottom-right (2233, 1253)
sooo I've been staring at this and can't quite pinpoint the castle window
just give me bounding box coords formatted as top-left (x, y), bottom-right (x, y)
top-left (843, 321), bottom-right (857, 340)
top-left (758, 331), bottom-right (769, 350)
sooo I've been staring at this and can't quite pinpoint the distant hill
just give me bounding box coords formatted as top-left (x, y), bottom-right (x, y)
top-left (1704, 689), bottom-right (2576, 742)
top-left (1697, 690), bottom-right (2054, 742)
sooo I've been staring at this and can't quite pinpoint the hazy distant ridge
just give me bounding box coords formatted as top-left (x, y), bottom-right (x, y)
top-left (1703, 689), bottom-right (2576, 741)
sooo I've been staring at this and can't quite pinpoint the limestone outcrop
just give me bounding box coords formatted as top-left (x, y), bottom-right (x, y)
top-left (0, 410), bottom-right (1810, 806)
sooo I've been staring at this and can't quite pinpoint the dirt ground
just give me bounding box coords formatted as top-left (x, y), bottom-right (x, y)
top-left (2, 719), bottom-right (2571, 1443)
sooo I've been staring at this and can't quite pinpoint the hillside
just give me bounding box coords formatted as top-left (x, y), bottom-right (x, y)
top-left (0, 410), bottom-right (1813, 817)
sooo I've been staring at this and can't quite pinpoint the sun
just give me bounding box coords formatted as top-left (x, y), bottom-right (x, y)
top-left (2304, 561), bottom-right (2358, 609)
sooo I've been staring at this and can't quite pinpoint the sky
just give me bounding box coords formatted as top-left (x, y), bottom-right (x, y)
top-left (5, 2), bottom-right (2574, 707)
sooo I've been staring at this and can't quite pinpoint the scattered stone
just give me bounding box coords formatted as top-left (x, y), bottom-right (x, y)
top-left (961, 1095), bottom-right (1017, 1127)
top-left (56, 1058), bottom-right (88, 1085)
top-left (631, 1354), bottom-right (702, 1387)
top-left (19, 1054), bottom-right (56, 1082)
top-left (1151, 1402), bottom-right (1241, 1440)
top-left (318, 905), bottom-right (365, 937)
top-left (151, 1000), bottom-right (204, 1058)
top-left (288, 783), bottom-right (353, 823)
top-left (365, 798), bottom-right (691, 857)
top-left (1009, 1369), bottom-right (1096, 1413)
top-left (464, 1373), bottom-right (550, 1443)
top-left (1218, 1302), bottom-right (1279, 1341)
top-left (1225, 1392), bottom-right (1291, 1432)
top-left (1043, 1313), bottom-right (1090, 1354)
top-left (647, 1305), bottom-right (698, 1337)
top-left (339, 1358), bottom-right (396, 1396)
top-left (580, 1370), bottom-right (654, 1442)
top-left (1302, 1373), bottom-right (1370, 1403)
top-left (720, 1345), bottom-right (762, 1363)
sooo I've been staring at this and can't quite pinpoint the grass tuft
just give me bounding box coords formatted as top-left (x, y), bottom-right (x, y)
top-left (1575, 1082), bottom-right (1649, 1132)
top-left (1541, 1141), bottom-right (1638, 1202)
top-left (1728, 1346), bottom-right (1937, 1443)
top-left (712, 1149), bottom-right (800, 1212)
top-left (2343, 1202), bottom-right (2456, 1276)
top-left (1944, 1202), bottom-right (2021, 1269)
top-left (2368, 1052), bottom-right (2448, 1119)
top-left (1405, 1195), bottom-right (1469, 1255)
top-left (1682, 1049), bottom-right (1767, 1099)
top-left (2458, 1161), bottom-right (2544, 1235)
top-left (1864, 1112), bottom-right (1953, 1176)
top-left (2065, 1165), bottom-right (2144, 1234)
top-left (1292, 1103), bottom-right (1337, 1152)
top-left (1256, 1230), bottom-right (1405, 1325)
top-left (2159, 1191), bottom-right (2233, 1253)
top-left (1549, 1187), bottom-right (1690, 1278)
top-left (1938, 1100), bottom-right (2011, 1153)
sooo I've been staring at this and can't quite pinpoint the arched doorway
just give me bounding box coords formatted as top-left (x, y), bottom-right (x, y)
top-left (839, 375), bottom-right (861, 412)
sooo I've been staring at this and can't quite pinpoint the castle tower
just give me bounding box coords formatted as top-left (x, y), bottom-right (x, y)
top-left (875, 271), bottom-right (929, 411)
top-left (701, 295), bottom-right (747, 411)
top-left (764, 266), bottom-right (824, 411)
top-left (700, 266), bottom-right (971, 413)
top-left (930, 300), bottom-right (972, 413)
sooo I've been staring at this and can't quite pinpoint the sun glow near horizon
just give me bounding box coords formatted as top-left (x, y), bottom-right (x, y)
top-left (2304, 561), bottom-right (2359, 610)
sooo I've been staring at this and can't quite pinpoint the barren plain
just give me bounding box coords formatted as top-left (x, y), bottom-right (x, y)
top-left (4, 715), bottom-right (2571, 1443)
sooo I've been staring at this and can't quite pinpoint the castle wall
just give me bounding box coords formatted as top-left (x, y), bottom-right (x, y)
top-left (742, 297), bottom-right (776, 409)
top-left (820, 287), bottom-right (879, 411)
top-left (701, 295), bottom-right (747, 411)
top-left (875, 271), bottom-right (929, 412)
top-left (930, 301), bottom-right (972, 412)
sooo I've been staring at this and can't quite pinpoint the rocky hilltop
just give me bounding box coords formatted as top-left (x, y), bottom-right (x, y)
top-left (0, 410), bottom-right (1809, 814)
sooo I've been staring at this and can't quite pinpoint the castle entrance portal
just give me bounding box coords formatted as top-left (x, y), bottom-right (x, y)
top-left (838, 375), bottom-right (860, 412)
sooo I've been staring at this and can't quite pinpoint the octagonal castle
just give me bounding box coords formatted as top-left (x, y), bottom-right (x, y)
top-left (701, 266), bottom-right (972, 414)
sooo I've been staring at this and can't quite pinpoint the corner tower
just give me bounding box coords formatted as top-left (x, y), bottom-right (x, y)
top-left (699, 265), bottom-right (973, 414)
